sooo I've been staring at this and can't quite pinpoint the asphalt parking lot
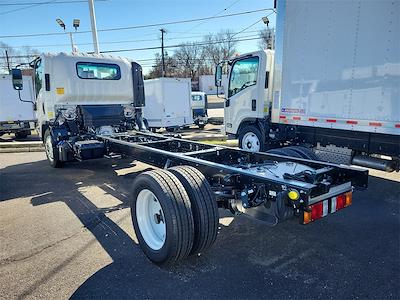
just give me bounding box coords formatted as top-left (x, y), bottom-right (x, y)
top-left (0, 152), bottom-right (399, 299)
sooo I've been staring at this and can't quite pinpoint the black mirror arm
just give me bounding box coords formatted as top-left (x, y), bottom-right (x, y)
top-left (17, 90), bottom-right (35, 105)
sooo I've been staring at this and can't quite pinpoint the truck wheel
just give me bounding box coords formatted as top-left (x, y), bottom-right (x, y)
top-left (44, 130), bottom-right (63, 168)
top-left (239, 125), bottom-right (265, 152)
top-left (169, 166), bottom-right (219, 255)
top-left (131, 169), bottom-right (194, 265)
top-left (15, 131), bottom-right (29, 139)
top-left (198, 124), bottom-right (206, 130)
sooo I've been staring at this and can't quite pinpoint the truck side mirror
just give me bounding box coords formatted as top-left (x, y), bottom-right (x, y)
top-left (215, 64), bottom-right (222, 87)
top-left (11, 68), bottom-right (23, 90)
top-left (131, 62), bottom-right (145, 107)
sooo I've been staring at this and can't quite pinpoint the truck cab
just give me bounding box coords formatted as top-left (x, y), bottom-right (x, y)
top-left (12, 52), bottom-right (145, 167)
top-left (217, 50), bottom-right (274, 151)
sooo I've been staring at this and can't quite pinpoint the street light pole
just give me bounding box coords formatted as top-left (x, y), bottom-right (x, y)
top-left (88, 0), bottom-right (100, 54)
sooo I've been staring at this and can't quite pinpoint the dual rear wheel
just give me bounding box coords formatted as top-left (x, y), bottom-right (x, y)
top-left (131, 166), bottom-right (219, 265)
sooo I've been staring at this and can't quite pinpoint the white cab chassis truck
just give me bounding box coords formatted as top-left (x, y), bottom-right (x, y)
top-left (0, 74), bottom-right (35, 138)
top-left (216, 0), bottom-right (400, 172)
top-left (10, 52), bottom-right (368, 265)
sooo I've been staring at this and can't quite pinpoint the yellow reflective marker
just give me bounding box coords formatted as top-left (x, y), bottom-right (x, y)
top-left (288, 190), bottom-right (300, 201)
top-left (56, 87), bottom-right (64, 95)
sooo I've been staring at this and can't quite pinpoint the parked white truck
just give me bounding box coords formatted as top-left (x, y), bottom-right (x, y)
top-left (215, 0), bottom-right (400, 172)
top-left (10, 51), bottom-right (368, 265)
top-left (143, 77), bottom-right (193, 131)
top-left (0, 74), bottom-right (35, 138)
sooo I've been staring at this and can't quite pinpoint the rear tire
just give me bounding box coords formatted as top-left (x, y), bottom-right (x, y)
top-left (238, 125), bottom-right (265, 152)
top-left (44, 129), bottom-right (63, 168)
top-left (131, 169), bottom-right (194, 265)
top-left (169, 166), bottom-right (219, 255)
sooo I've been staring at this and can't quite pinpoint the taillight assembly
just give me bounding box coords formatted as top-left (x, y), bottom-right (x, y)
top-left (303, 191), bottom-right (352, 224)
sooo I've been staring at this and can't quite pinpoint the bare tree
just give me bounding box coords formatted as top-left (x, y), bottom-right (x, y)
top-left (147, 52), bottom-right (177, 79)
top-left (0, 42), bottom-right (39, 74)
top-left (173, 43), bottom-right (204, 80)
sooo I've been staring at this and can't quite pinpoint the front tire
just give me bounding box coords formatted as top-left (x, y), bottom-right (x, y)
top-left (238, 125), bottom-right (265, 152)
top-left (131, 170), bottom-right (194, 265)
top-left (44, 129), bottom-right (63, 168)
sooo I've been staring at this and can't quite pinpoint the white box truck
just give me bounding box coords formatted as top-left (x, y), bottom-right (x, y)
top-left (199, 74), bottom-right (227, 95)
top-left (215, 0), bottom-right (400, 172)
top-left (0, 74), bottom-right (36, 138)
top-left (143, 77), bottom-right (193, 131)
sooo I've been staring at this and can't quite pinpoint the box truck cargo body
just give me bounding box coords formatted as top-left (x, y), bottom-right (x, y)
top-left (143, 78), bottom-right (193, 129)
top-left (0, 74), bottom-right (36, 138)
top-left (217, 0), bottom-right (400, 171)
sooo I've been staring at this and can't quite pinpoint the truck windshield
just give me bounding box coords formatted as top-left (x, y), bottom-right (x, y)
top-left (76, 62), bottom-right (121, 80)
top-left (192, 95), bottom-right (202, 101)
top-left (228, 56), bottom-right (259, 97)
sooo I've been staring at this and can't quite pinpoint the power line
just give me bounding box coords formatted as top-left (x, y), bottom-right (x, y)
top-left (0, 8), bottom-right (273, 38)
top-left (0, 35), bottom-right (262, 59)
top-left (0, 31), bottom-right (263, 49)
top-left (0, 0), bottom-right (105, 5)
top-left (0, 0), bottom-right (58, 16)
top-left (99, 36), bottom-right (263, 54)
top-left (177, 0), bottom-right (241, 36)
top-left (230, 10), bottom-right (276, 39)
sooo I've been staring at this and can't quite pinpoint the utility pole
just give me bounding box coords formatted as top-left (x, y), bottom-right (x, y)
top-left (88, 0), bottom-right (100, 54)
top-left (5, 50), bottom-right (10, 72)
top-left (160, 28), bottom-right (166, 77)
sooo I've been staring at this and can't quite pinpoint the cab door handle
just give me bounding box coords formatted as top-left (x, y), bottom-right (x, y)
top-left (251, 99), bottom-right (256, 111)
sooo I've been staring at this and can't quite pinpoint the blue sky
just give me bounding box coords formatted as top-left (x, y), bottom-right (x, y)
top-left (0, 0), bottom-right (275, 73)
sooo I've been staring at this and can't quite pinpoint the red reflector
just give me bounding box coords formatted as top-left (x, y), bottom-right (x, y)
top-left (346, 120), bottom-right (358, 125)
top-left (309, 118), bottom-right (318, 122)
top-left (293, 116), bottom-right (301, 120)
top-left (336, 194), bottom-right (346, 210)
top-left (326, 119), bottom-right (336, 123)
top-left (311, 202), bottom-right (323, 220)
top-left (395, 124), bottom-right (400, 128)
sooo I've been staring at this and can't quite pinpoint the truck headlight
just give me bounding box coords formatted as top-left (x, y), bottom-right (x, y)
top-left (124, 105), bottom-right (135, 119)
top-left (62, 107), bottom-right (77, 120)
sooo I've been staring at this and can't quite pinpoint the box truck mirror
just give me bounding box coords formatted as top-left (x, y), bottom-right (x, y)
top-left (11, 69), bottom-right (23, 90)
top-left (131, 62), bottom-right (145, 107)
top-left (215, 64), bottom-right (222, 87)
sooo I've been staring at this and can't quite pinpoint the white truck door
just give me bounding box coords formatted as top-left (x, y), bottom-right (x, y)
top-left (224, 53), bottom-right (266, 135)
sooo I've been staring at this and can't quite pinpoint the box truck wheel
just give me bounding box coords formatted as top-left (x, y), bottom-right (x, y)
top-left (131, 169), bottom-right (194, 265)
top-left (44, 130), bottom-right (63, 168)
top-left (169, 166), bottom-right (219, 255)
top-left (238, 125), bottom-right (265, 152)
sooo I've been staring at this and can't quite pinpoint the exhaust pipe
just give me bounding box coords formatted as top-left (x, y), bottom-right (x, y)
top-left (351, 155), bottom-right (398, 172)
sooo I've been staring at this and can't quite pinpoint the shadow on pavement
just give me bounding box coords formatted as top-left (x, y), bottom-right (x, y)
top-left (0, 156), bottom-right (399, 299)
